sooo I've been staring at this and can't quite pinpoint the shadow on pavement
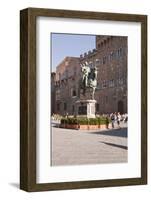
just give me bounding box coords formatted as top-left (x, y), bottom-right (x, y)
top-left (9, 183), bottom-right (19, 189)
top-left (88, 127), bottom-right (127, 138)
top-left (100, 141), bottom-right (128, 150)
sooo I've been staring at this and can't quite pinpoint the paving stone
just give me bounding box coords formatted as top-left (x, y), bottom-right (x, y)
top-left (51, 124), bottom-right (128, 166)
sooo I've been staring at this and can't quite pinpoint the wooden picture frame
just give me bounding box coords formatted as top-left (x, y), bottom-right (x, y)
top-left (20, 7), bottom-right (147, 192)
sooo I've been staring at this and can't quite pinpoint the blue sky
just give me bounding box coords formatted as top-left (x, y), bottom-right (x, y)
top-left (51, 33), bottom-right (95, 71)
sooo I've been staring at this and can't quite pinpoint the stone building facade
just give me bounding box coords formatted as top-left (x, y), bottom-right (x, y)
top-left (51, 56), bottom-right (81, 116)
top-left (51, 72), bottom-right (56, 115)
top-left (51, 35), bottom-right (127, 116)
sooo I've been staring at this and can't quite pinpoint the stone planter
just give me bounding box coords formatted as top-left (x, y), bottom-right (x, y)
top-left (60, 124), bottom-right (108, 130)
top-left (66, 124), bottom-right (79, 129)
top-left (60, 124), bottom-right (66, 128)
top-left (78, 125), bottom-right (89, 130)
top-left (79, 124), bottom-right (105, 130)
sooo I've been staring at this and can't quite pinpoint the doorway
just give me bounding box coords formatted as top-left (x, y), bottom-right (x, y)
top-left (118, 100), bottom-right (124, 114)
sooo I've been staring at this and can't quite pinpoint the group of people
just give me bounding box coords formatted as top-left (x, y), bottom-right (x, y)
top-left (51, 113), bottom-right (62, 121)
top-left (110, 112), bottom-right (128, 129)
top-left (52, 112), bottom-right (128, 129)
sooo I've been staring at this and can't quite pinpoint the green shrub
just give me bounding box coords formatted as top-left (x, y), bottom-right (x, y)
top-left (61, 117), bottom-right (78, 125)
top-left (88, 118), bottom-right (98, 125)
top-left (60, 118), bottom-right (68, 124)
top-left (97, 117), bottom-right (111, 125)
top-left (60, 116), bottom-right (110, 125)
top-left (77, 118), bottom-right (88, 125)
top-left (68, 118), bottom-right (78, 125)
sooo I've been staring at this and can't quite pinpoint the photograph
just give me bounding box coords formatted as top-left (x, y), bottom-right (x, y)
top-left (51, 33), bottom-right (128, 166)
top-left (20, 7), bottom-right (147, 192)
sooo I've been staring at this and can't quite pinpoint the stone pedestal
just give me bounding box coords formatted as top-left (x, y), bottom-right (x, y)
top-left (75, 99), bottom-right (97, 118)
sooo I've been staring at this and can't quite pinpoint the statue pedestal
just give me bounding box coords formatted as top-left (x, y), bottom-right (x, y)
top-left (75, 99), bottom-right (97, 118)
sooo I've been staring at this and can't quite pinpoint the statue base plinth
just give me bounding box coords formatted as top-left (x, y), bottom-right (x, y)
top-left (75, 99), bottom-right (97, 118)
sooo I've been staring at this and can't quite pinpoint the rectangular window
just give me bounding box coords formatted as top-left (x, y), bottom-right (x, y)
top-left (111, 80), bottom-right (113, 87)
top-left (56, 89), bottom-right (60, 100)
top-left (119, 78), bottom-right (123, 85)
top-left (102, 80), bottom-right (107, 88)
top-left (119, 48), bottom-right (122, 56)
top-left (117, 48), bottom-right (122, 58)
top-left (113, 51), bottom-right (116, 59)
top-left (110, 52), bottom-right (113, 61)
top-left (102, 80), bottom-right (108, 88)
top-left (95, 59), bottom-right (100, 66)
top-left (103, 56), bottom-right (106, 64)
top-left (109, 79), bottom-right (115, 87)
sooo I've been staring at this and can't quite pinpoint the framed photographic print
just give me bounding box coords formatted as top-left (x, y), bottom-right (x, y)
top-left (20, 8), bottom-right (147, 191)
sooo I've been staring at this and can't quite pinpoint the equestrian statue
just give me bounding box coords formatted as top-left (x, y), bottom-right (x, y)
top-left (80, 61), bottom-right (98, 100)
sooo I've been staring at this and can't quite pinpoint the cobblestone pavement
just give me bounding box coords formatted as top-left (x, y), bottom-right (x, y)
top-left (51, 123), bottom-right (128, 166)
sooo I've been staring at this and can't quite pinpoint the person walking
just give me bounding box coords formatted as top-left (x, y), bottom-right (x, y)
top-left (117, 112), bottom-right (121, 128)
top-left (110, 113), bottom-right (115, 128)
top-left (106, 115), bottom-right (110, 129)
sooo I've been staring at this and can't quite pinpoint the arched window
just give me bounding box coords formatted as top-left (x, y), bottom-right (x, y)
top-left (71, 87), bottom-right (77, 97)
top-left (97, 43), bottom-right (101, 49)
top-left (73, 90), bottom-right (76, 97)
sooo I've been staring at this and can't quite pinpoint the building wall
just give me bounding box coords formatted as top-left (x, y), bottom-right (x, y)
top-left (53, 57), bottom-right (81, 115)
top-left (52, 36), bottom-right (127, 116)
top-left (51, 72), bottom-right (56, 115)
top-left (94, 36), bottom-right (127, 114)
